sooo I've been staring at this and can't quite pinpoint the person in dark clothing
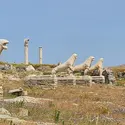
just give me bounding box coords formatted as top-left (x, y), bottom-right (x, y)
top-left (102, 70), bottom-right (109, 84)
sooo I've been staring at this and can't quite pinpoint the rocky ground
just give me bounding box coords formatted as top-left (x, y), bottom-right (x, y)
top-left (0, 63), bottom-right (125, 125)
top-left (1, 84), bottom-right (125, 125)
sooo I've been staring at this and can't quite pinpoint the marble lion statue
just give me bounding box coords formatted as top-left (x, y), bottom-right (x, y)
top-left (73, 56), bottom-right (95, 75)
top-left (87, 58), bottom-right (104, 76)
top-left (0, 39), bottom-right (9, 54)
top-left (52, 53), bottom-right (77, 76)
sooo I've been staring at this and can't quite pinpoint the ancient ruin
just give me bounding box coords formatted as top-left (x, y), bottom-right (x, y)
top-left (0, 39), bottom-right (9, 54)
top-left (87, 58), bottom-right (104, 76)
top-left (73, 56), bottom-right (95, 75)
top-left (52, 53), bottom-right (77, 76)
top-left (0, 39), bottom-right (120, 125)
top-left (39, 47), bottom-right (42, 64)
top-left (24, 38), bottom-right (29, 65)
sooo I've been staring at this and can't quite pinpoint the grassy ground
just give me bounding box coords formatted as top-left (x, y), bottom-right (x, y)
top-left (2, 78), bottom-right (125, 125)
top-left (0, 63), bottom-right (125, 125)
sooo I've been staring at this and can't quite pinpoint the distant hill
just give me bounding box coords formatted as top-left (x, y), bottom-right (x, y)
top-left (109, 64), bottom-right (125, 72)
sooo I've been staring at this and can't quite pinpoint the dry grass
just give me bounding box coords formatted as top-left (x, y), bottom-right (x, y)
top-left (0, 62), bottom-right (125, 125)
top-left (111, 66), bottom-right (125, 72)
top-left (0, 65), bottom-right (125, 125)
top-left (0, 123), bottom-right (8, 125)
top-left (2, 79), bottom-right (125, 125)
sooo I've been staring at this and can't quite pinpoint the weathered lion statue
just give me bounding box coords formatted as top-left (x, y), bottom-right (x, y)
top-left (87, 58), bottom-right (104, 76)
top-left (0, 39), bottom-right (9, 54)
top-left (52, 53), bottom-right (77, 76)
top-left (73, 56), bottom-right (95, 75)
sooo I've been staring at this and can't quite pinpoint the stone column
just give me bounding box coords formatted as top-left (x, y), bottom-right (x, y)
top-left (24, 39), bottom-right (29, 65)
top-left (39, 47), bottom-right (42, 64)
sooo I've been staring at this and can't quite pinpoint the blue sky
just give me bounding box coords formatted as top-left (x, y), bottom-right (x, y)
top-left (0, 0), bottom-right (125, 66)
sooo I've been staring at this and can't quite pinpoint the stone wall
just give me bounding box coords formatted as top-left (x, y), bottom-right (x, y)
top-left (24, 75), bottom-right (105, 88)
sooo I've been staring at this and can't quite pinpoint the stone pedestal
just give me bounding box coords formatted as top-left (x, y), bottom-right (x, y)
top-left (24, 75), bottom-right (105, 88)
top-left (53, 76), bottom-right (57, 88)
